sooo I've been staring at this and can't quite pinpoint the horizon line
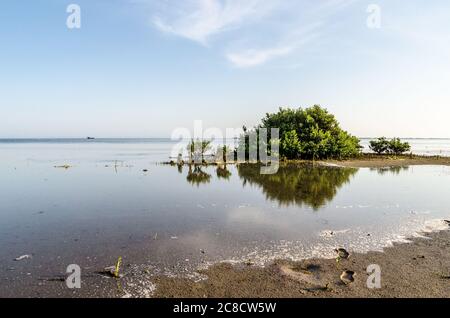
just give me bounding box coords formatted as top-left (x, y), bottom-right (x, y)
top-left (1, 137), bottom-right (450, 140)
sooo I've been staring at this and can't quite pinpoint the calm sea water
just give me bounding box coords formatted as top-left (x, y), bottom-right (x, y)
top-left (0, 138), bottom-right (449, 297)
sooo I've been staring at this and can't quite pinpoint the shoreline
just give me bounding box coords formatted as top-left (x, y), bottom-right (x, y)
top-left (152, 224), bottom-right (450, 298)
top-left (322, 154), bottom-right (450, 168)
top-left (162, 154), bottom-right (450, 169)
top-left (2, 221), bottom-right (449, 298)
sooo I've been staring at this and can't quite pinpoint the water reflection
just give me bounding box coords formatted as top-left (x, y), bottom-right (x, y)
top-left (186, 165), bottom-right (212, 186)
top-left (183, 164), bottom-right (233, 185)
top-left (216, 165), bottom-right (232, 180)
top-left (237, 163), bottom-right (358, 210)
top-left (179, 163), bottom-right (359, 210)
top-left (371, 166), bottom-right (410, 175)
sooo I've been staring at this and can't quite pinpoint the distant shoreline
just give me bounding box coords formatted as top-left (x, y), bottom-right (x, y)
top-left (2, 138), bottom-right (450, 159)
top-left (1, 137), bottom-right (450, 140)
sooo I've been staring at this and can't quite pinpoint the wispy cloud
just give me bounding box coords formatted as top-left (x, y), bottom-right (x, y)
top-left (146, 0), bottom-right (357, 67)
top-left (226, 21), bottom-right (322, 68)
top-left (226, 46), bottom-right (294, 68)
top-left (152, 0), bottom-right (275, 45)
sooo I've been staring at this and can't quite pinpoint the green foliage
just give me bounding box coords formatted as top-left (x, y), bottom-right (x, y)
top-left (261, 105), bottom-right (361, 160)
top-left (369, 137), bottom-right (411, 155)
top-left (388, 138), bottom-right (411, 155)
top-left (369, 137), bottom-right (389, 154)
top-left (281, 130), bottom-right (302, 159)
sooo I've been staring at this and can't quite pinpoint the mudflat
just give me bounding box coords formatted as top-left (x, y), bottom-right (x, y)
top-left (153, 228), bottom-right (450, 298)
top-left (323, 154), bottom-right (450, 168)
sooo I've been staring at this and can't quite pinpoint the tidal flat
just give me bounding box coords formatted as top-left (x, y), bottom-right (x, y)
top-left (153, 228), bottom-right (450, 298)
top-left (1, 140), bottom-right (450, 297)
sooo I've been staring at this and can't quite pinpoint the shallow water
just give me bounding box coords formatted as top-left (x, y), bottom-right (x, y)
top-left (0, 139), bottom-right (449, 296)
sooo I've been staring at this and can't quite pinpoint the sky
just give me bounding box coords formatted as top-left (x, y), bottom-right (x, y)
top-left (1, 0), bottom-right (450, 138)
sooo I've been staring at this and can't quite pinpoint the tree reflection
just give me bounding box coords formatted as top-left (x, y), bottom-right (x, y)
top-left (216, 165), bottom-right (232, 180)
top-left (371, 166), bottom-right (410, 175)
top-left (186, 165), bottom-right (211, 186)
top-left (237, 163), bottom-right (358, 210)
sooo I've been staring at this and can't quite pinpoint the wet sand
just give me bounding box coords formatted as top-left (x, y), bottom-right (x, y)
top-left (165, 154), bottom-right (450, 169)
top-left (153, 227), bottom-right (450, 298)
top-left (323, 154), bottom-right (450, 168)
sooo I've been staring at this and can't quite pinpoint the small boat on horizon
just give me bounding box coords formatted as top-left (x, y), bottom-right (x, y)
top-left (86, 137), bottom-right (95, 140)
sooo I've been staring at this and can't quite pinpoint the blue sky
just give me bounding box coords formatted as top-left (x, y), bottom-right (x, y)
top-left (1, 0), bottom-right (449, 138)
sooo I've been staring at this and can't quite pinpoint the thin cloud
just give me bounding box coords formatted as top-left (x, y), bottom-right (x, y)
top-left (226, 22), bottom-right (322, 68)
top-left (147, 0), bottom-right (357, 66)
top-left (226, 46), bottom-right (294, 68)
top-left (152, 0), bottom-right (275, 45)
